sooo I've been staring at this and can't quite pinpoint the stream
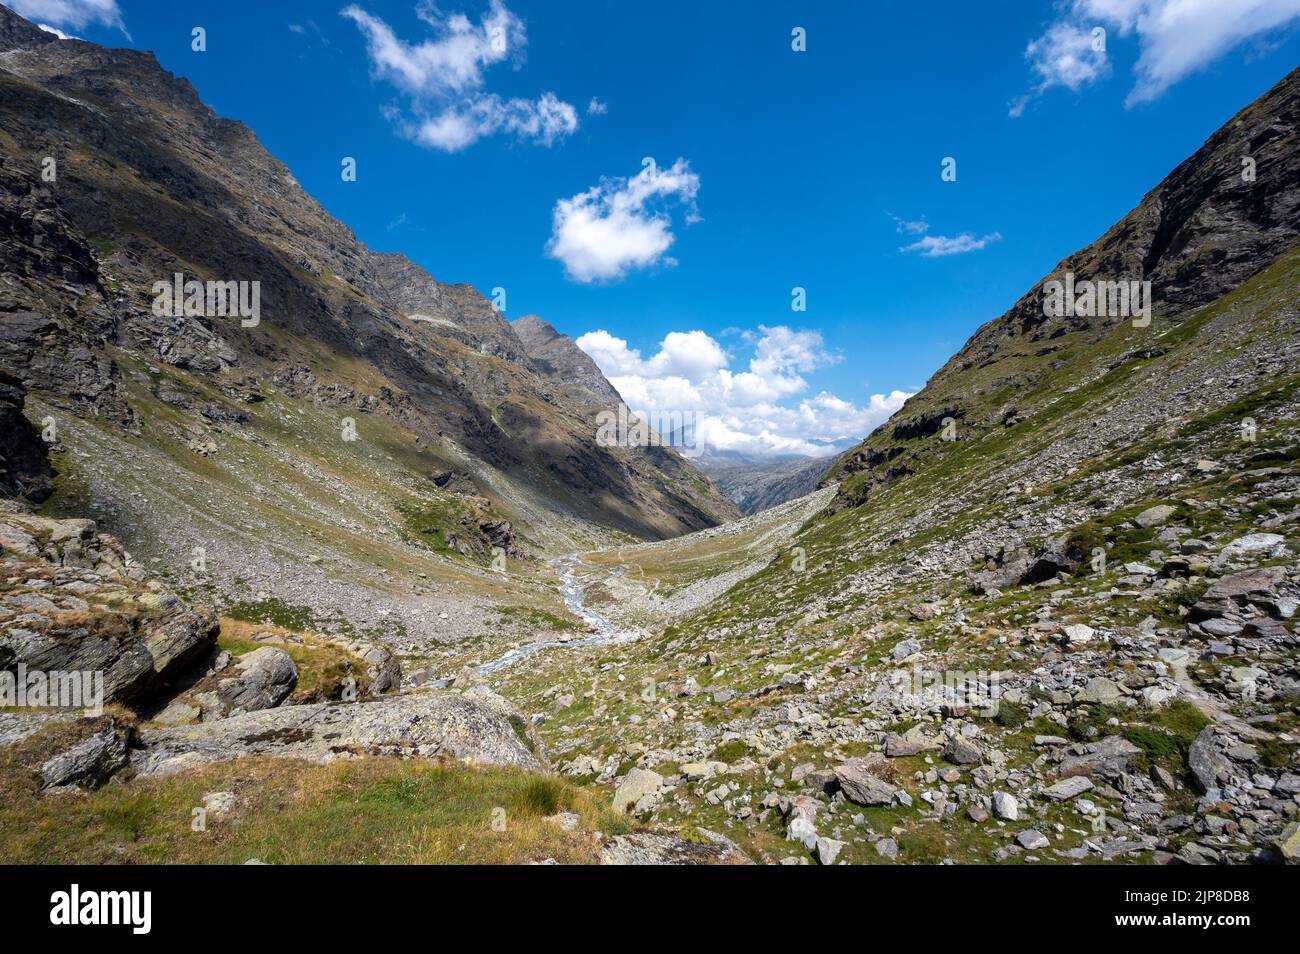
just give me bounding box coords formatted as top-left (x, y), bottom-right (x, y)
top-left (478, 555), bottom-right (631, 674)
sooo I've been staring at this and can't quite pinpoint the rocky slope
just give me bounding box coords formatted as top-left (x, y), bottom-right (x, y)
top-left (511, 314), bottom-right (625, 410)
top-left (472, 68), bottom-right (1300, 865)
top-left (0, 509), bottom-right (706, 864)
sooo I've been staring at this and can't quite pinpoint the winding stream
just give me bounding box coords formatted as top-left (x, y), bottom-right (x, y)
top-left (478, 555), bottom-right (632, 674)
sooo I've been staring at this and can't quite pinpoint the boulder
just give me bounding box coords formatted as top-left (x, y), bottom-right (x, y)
top-left (891, 638), bottom-right (922, 661)
top-left (885, 725), bottom-right (936, 757)
top-left (1190, 566), bottom-right (1287, 621)
top-left (815, 837), bottom-right (846, 865)
top-left (992, 791), bottom-right (1019, 820)
top-left (1277, 822), bottom-right (1300, 863)
top-left (40, 723), bottom-right (131, 790)
top-left (1062, 623), bottom-right (1096, 646)
top-left (612, 768), bottom-right (663, 815)
top-left (1017, 829), bottom-right (1049, 850)
top-left (834, 758), bottom-right (899, 806)
top-left (1077, 676), bottom-right (1123, 705)
top-left (215, 647), bottom-right (297, 713)
top-left (1217, 533), bottom-right (1287, 563)
top-left (1187, 726), bottom-right (1231, 793)
top-left (1135, 505), bottom-right (1177, 529)
top-left (1043, 776), bottom-right (1094, 800)
top-left (1059, 735), bottom-right (1143, 780)
top-left (943, 736), bottom-right (982, 765)
top-left (360, 644), bottom-right (401, 694)
top-left (131, 691), bottom-right (541, 777)
top-left (600, 829), bottom-right (752, 865)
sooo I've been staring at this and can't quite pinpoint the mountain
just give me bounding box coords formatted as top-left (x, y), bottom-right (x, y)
top-left (0, 5), bottom-right (736, 647)
top-left (510, 314), bottom-right (624, 409)
top-left (485, 68), bottom-right (1300, 865)
top-left (4, 2), bottom-right (1299, 868)
top-left (826, 65), bottom-right (1300, 506)
top-left (693, 453), bottom-right (830, 514)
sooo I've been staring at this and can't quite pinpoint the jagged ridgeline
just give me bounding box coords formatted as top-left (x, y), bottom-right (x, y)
top-left (0, 3), bottom-right (736, 564)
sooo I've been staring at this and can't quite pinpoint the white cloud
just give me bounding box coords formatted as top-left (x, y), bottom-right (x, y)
top-left (888, 213), bottom-right (930, 236)
top-left (587, 96), bottom-right (608, 115)
top-left (341, 1), bottom-right (579, 151)
top-left (1013, 0), bottom-right (1300, 114)
top-left (547, 158), bottom-right (700, 282)
top-left (407, 91), bottom-right (577, 150)
top-left (576, 325), bottom-right (911, 458)
top-left (10, 0), bottom-right (124, 33)
top-left (37, 22), bottom-right (73, 39)
top-left (1010, 22), bottom-right (1110, 117)
top-left (900, 231), bottom-right (1002, 258)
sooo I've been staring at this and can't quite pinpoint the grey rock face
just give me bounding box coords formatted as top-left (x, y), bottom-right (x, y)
top-left (1188, 726), bottom-right (1231, 793)
top-left (0, 515), bottom-right (219, 705)
top-left (834, 758), bottom-right (899, 805)
top-left (0, 370), bottom-right (52, 502)
top-left (215, 647), bottom-right (298, 713)
top-left (612, 767), bottom-right (663, 815)
top-left (132, 691), bottom-right (541, 777)
top-left (40, 723), bottom-right (131, 790)
top-left (600, 829), bottom-right (752, 865)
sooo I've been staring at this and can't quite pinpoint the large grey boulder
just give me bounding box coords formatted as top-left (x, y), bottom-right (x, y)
top-left (215, 647), bottom-right (297, 713)
top-left (131, 691), bottom-right (541, 777)
top-left (943, 736), bottom-right (983, 765)
top-left (1135, 504), bottom-right (1177, 529)
top-left (1217, 533), bottom-right (1287, 564)
top-left (600, 829), bottom-right (752, 865)
top-left (1058, 735), bottom-right (1143, 780)
top-left (40, 723), bottom-right (131, 790)
top-left (360, 644), bottom-right (401, 694)
top-left (834, 758), bottom-right (899, 805)
top-left (612, 767), bottom-right (663, 814)
top-left (1188, 726), bottom-right (1231, 793)
top-left (1190, 566), bottom-right (1287, 621)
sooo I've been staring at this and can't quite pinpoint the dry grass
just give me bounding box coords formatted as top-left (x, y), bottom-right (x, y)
top-left (0, 719), bottom-right (626, 864)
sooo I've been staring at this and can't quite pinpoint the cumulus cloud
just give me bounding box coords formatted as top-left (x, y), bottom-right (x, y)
top-left (341, 1), bottom-right (579, 151)
top-left (586, 97), bottom-right (608, 115)
top-left (1010, 21), bottom-right (1110, 117)
top-left (900, 231), bottom-right (1002, 258)
top-left (1012, 0), bottom-right (1300, 115)
top-left (547, 158), bottom-right (701, 283)
top-left (11, 0), bottom-right (124, 33)
top-left (576, 325), bottom-right (911, 458)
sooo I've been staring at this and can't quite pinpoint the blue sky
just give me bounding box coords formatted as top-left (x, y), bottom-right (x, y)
top-left (14, 0), bottom-right (1300, 457)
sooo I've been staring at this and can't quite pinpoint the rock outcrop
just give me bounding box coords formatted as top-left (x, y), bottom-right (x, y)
top-left (131, 690), bottom-right (542, 777)
top-left (0, 371), bottom-right (52, 502)
top-left (0, 513), bottom-right (218, 705)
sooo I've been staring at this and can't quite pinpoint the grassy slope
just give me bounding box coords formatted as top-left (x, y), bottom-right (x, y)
top-left (0, 719), bottom-right (627, 864)
top-left (475, 247), bottom-right (1299, 864)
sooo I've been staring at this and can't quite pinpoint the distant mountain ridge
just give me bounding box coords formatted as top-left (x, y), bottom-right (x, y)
top-left (694, 454), bottom-right (829, 515)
